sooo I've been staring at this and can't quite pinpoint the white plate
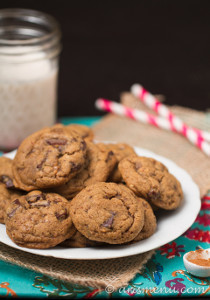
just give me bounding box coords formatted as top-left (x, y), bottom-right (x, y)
top-left (0, 146), bottom-right (201, 260)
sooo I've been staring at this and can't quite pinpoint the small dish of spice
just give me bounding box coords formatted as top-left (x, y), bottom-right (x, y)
top-left (183, 248), bottom-right (210, 278)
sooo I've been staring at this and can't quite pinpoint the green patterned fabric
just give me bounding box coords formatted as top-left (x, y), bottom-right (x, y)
top-left (0, 117), bottom-right (209, 298)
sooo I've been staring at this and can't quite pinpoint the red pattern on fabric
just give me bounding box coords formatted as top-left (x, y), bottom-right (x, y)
top-left (184, 228), bottom-right (210, 243)
top-left (195, 214), bottom-right (210, 226)
top-left (160, 242), bottom-right (185, 259)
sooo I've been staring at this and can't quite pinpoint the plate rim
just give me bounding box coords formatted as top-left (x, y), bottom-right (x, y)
top-left (0, 145), bottom-right (201, 260)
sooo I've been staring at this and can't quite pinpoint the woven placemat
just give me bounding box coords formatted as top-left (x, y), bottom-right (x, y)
top-left (0, 94), bottom-right (209, 290)
top-left (0, 242), bottom-right (154, 290)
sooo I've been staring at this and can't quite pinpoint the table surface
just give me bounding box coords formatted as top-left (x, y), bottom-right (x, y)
top-left (0, 117), bottom-right (209, 299)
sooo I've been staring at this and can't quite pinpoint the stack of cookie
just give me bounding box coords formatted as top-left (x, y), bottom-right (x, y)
top-left (0, 124), bottom-right (183, 249)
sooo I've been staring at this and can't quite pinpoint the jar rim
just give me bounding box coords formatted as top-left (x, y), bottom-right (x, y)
top-left (0, 8), bottom-right (61, 46)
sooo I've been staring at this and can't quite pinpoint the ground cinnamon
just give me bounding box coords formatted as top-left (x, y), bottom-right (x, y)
top-left (187, 249), bottom-right (210, 267)
top-left (188, 258), bottom-right (210, 267)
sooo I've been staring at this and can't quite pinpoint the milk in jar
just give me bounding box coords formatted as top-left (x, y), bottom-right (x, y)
top-left (0, 8), bottom-right (61, 149)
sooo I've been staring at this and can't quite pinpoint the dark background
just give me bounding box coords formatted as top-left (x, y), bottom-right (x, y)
top-left (2, 0), bottom-right (210, 117)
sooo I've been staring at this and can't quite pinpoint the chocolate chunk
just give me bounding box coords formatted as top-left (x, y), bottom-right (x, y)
top-left (13, 198), bottom-right (20, 205)
top-left (80, 140), bottom-right (87, 151)
top-left (27, 193), bottom-right (46, 203)
top-left (101, 211), bottom-right (116, 228)
top-left (30, 200), bottom-right (50, 208)
top-left (8, 208), bottom-right (18, 218)
top-left (105, 151), bottom-right (114, 163)
top-left (46, 138), bottom-right (67, 146)
top-left (55, 209), bottom-right (68, 221)
top-left (0, 175), bottom-right (14, 189)
top-left (70, 162), bottom-right (82, 172)
top-left (8, 200), bottom-right (21, 218)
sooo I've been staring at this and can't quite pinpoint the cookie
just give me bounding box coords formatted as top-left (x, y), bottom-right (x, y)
top-left (60, 230), bottom-right (102, 248)
top-left (99, 143), bottom-right (136, 182)
top-left (66, 124), bottom-right (94, 141)
top-left (119, 155), bottom-right (183, 210)
top-left (0, 157), bottom-right (14, 189)
top-left (55, 142), bottom-right (117, 199)
top-left (12, 125), bottom-right (87, 191)
top-left (70, 182), bottom-right (145, 244)
top-left (0, 157), bottom-right (23, 223)
top-left (0, 183), bottom-right (21, 224)
top-left (157, 173), bottom-right (183, 210)
top-left (0, 184), bottom-right (11, 223)
top-left (5, 191), bottom-right (75, 249)
top-left (133, 199), bottom-right (157, 241)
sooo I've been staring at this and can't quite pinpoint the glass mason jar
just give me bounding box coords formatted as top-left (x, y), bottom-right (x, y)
top-left (0, 8), bottom-right (61, 150)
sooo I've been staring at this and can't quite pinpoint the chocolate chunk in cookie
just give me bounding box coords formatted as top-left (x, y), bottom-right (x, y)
top-left (55, 142), bottom-right (117, 199)
top-left (12, 125), bottom-right (87, 191)
top-left (70, 182), bottom-right (145, 244)
top-left (0, 157), bottom-right (24, 223)
top-left (0, 183), bottom-right (21, 224)
top-left (0, 157), bottom-right (14, 189)
top-left (5, 191), bottom-right (75, 248)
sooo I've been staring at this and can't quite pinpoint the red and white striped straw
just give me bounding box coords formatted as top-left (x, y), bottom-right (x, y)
top-left (131, 83), bottom-right (210, 143)
top-left (95, 98), bottom-right (210, 156)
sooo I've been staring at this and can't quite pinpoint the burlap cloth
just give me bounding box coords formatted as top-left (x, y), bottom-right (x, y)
top-left (94, 92), bottom-right (210, 197)
top-left (0, 92), bottom-right (209, 290)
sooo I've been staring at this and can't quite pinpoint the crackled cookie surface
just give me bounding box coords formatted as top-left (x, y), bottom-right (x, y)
top-left (12, 125), bottom-right (87, 191)
top-left (66, 124), bottom-right (94, 141)
top-left (55, 142), bottom-right (116, 199)
top-left (5, 191), bottom-right (75, 248)
top-left (70, 182), bottom-right (144, 244)
top-left (119, 155), bottom-right (183, 210)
